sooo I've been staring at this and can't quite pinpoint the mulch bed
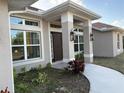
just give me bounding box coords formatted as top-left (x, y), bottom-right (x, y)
top-left (14, 67), bottom-right (90, 93)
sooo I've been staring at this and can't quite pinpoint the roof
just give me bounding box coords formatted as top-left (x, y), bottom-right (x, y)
top-left (8, 0), bottom-right (38, 11)
top-left (92, 22), bottom-right (124, 32)
top-left (42, 0), bottom-right (101, 21)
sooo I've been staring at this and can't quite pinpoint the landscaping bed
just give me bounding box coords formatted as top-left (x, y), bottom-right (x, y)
top-left (14, 67), bottom-right (90, 93)
top-left (94, 53), bottom-right (124, 74)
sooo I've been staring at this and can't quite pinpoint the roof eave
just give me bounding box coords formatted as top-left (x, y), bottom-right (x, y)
top-left (42, 0), bottom-right (101, 20)
top-left (69, 1), bottom-right (101, 20)
top-left (8, 0), bottom-right (38, 11)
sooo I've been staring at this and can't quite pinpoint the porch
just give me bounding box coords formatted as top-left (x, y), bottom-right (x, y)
top-left (42, 1), bottom-right (101, 63)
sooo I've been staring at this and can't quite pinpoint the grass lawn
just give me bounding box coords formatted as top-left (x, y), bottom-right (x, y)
top-left (94, 53), bottom-right (124, 74)
top-left (14, 67), bottom-right (90, 93)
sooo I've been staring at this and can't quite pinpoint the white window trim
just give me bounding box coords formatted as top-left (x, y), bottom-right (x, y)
top-left (25, 19), bottom-right (40, 27)
top-left (117, 33), bottom-right (120, 50)
top-left (11, 30), bottom-right (42, 62)
top-left (10, 16), bottom-right (40, 27)
top-left (74, 34), bottom-right (84, 54)
top-left (74, 28), bottom-right (84, 54)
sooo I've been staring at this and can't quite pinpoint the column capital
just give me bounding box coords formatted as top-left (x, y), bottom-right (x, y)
top-left (61, 12), bottom-right (73, 23)
top-left (83, 19), bottom-right (92, 28)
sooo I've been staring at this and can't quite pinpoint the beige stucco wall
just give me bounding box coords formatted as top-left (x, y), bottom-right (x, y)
top-left (93, 30), bottom-right (123, 57)
top-left (93, 30), bottom-right (114, 57)
top-left (83, 20), bottom-right (93, 63)
top-left (0, 0), bottom-right (14, 92)
top-left (11, 14), bottom-right (51, 72)
top-left (61, 12), bottom-right (75, 61)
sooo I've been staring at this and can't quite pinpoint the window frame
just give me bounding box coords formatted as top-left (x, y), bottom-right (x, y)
top-left (10, 16), bottom-right (40, 27)
top-left (26, 31), bottom-right (41, 60)
top-left (11, 29), bottom-right (42, 62)
top-left (117, 33), bottom-right (120, 49)
top-left (74, 28), bottom-right (84, 54)
top-left (10, 16), bottom-right (24, 25)
top-left (25, 19), bottom-right (39, 27)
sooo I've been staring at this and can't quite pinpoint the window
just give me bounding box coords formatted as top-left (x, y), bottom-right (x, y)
top-left (79, 29), bottom-right (83, 32)
top-left (74, 35), bottom-right (84, 52)
top-left (25, 20), bottom-right (39, 26)
top-left (26, 32), bottom-right (40, 59)
top-left (117, 33), bottom-right (120, 49)
top-left (11, 30), bottom-right (24, 61)
top-left (11, 30), bottom-right (41, 61)
top-left (10, 16), bottom-right (39, 26)
top-left (74, 28), bottom-right (84, 53)
top-left (10, 17), bottom-right (23, 25)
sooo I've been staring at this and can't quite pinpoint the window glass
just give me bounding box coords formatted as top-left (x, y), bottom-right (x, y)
top-left (11, 30), bottom-right (41, 61)
top-left (12, 47), bottom-right (24, 61)
top-left (79, 29), bottom-right (83, 32)
top-left (26, 32), bottom-right (40, 44)
top-left (11, 30), bottom-right (24, 45)
top-left (80, 44), bottom-right (84, 51)
top-left (10, 17), bottom-right (23, 25)
top-left (74, 35), bottom-right (78, 43)
top-left (74, 35), bottom-right (84, 52)
top-left (74, 44), bottom-right (78, 52)
top-left (27, 46), bottom-right (40, 59)
top-left (79, 36), bottom-right (83, 43)
top-left (25, 20), bottom-right (39, 26)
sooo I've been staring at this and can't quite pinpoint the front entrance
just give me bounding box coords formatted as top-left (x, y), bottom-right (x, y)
top-left (51, 32), bottom-right (63, 62)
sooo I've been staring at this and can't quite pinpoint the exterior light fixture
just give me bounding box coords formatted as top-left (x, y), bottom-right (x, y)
top-left (70, 31), bottom-right (75, 41)
top-left (90, 33), bottom-right (94, 41)
top-left (70, 28), bottom-right (76, 41)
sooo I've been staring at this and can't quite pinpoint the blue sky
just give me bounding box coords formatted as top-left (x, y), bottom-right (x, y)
top-left (32, 0), bottom-right (124, 28)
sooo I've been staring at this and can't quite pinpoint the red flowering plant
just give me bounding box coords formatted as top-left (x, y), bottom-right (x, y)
top-left (66, 60), bottom-right (85, 74)
top-left (1, 87), bottom-right (10, 93)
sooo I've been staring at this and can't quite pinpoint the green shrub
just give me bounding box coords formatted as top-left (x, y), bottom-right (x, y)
top-left (21, 67), bottom-right (26, 73)
top-left (13, 68), bottom-right (17, 79)
top-left (30, 67), bottom-right (38, 72)
top-left (75, 52), bottom-right (84, 60)
top-left (38, 64), bottom-right (42, 71)
top-left (15, 83), bottom-right (30, 93)
top-left (32, 72), bottom-right (49, 85)
top-left (46, 63), bottom-right (52, 68)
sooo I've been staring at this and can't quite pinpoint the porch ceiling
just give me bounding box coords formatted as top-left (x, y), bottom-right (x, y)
top-left (8, 0), bottom-right (38, 11)
top-left (42, 0), bottom-right (101, 21)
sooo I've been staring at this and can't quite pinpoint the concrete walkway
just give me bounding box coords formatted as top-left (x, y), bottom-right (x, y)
top-left (84, 64), bottom-right (124, 93)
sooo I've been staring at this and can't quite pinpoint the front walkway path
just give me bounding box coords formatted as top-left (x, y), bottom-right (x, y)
top-left (84, 64), bottom-right (124, 93)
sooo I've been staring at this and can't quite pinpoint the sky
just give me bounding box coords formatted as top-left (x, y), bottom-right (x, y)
top-left (32, 0), bottom-right (124, 28)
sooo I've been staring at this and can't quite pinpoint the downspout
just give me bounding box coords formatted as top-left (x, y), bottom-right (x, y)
top-left (8, 10), bottom-right (26, 93)
top-left (9, 10), bottom-right (26, 15)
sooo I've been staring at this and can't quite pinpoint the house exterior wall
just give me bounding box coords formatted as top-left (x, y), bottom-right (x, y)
top-left (113, 31), bottom-right (123, 57)
top-left (0, 0), bottom-right (14, 92)
top-left (10, 14), bottom-right (51, 72)
top-left (93, 30), bottom-right (114, 57)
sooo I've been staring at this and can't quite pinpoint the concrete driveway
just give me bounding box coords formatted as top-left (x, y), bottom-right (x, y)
top-left (84, 64), bottom-right (124, 93)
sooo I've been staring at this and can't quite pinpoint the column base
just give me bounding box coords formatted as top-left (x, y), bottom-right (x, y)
top-left (84, 54), bottom-right (93, 63)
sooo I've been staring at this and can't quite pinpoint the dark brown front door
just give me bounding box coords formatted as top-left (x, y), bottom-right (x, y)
top-left (51, 32), bottom-right (63, 62)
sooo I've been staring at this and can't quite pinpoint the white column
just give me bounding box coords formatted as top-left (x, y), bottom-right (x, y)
top-left (61, 12), bottom-right (75, 62)
top-left (0, 0), bottom-right (14, 92)
top-left (83, 20), bottom-right (93, 63)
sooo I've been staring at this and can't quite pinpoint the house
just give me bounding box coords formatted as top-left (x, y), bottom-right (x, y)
top-left (93, 22), bottom-right (124, 57)
top-left (0, 0), bottom-right (101, 92)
